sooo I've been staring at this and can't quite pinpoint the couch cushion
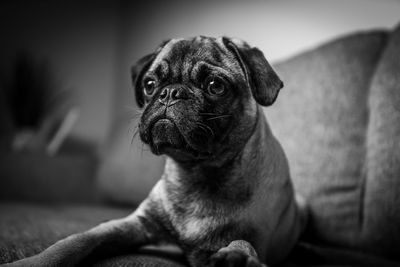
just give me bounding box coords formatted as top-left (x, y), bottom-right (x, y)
top-left (268, 30), bottom-right (387, 249)
top-left (93, 251), bottom-right (187, 267)
top-left (0, 203), bottom-right (186, 266)
top-left (0, 153), bottom-right (98, 203)
top-left (360, 24), bottom-right (400, 259)
top-left (0, 202), bottom-right (131, 263)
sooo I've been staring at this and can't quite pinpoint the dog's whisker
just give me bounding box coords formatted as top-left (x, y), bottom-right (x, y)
top-left (129, 113), bottom-right (143, 121)
top-left (197, 122), bottom-right (215, 138)
top-left (141, 142), bottom-right (145, 158)
top-left (206, 115), bottom-right (232, 121)
top-left (127, 121), bottom-right (139, 136)
top-left (124, 105), bottom-right (143, 114)
top-left (197, 124), bottom-right (208, 135)
top-left (131, 127), bottom-right (140, 146)
top-left (199, 112), bottom-right (220, 116)
top-left (126, 125), bottom-right (136, 140)
top-left (130, 115), bottom-right (142, 121)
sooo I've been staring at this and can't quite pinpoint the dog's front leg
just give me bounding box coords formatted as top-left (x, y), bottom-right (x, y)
top-left (2, 201), bottom-right (162, 267)
top-left (208, 240), bottom-right (267, 267)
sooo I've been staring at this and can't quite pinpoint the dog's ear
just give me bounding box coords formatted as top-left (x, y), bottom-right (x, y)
top-left (222, 37), bottom-right (283, 106)
top-left (131, 39), bottom-right (171, 108)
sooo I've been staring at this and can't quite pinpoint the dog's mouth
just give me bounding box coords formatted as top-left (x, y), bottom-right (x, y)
top-left (145, 117), bottom-right (212, 159)
top-left (150, 118), bottom-right (185, 154)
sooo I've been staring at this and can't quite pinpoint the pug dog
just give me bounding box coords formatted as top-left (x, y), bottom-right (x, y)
top-left (3, 36), bottom-right (307, 267)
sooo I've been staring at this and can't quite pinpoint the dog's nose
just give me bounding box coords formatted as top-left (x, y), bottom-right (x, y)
top-left (159, 86), bottom-right (187, 106)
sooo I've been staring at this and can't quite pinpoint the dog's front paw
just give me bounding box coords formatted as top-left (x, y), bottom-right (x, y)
top-left (209, 248), bottom-right (267, 267)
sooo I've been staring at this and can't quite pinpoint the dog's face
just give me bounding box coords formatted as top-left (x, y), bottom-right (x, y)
top-left (132, 37), bottom-right (283, 162)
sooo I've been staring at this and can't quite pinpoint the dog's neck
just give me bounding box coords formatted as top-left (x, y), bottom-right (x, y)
top-left (162, 107), bottom-right (276, 204)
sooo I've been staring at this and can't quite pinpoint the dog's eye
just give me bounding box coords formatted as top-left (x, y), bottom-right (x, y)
top-left (143, 78), bottom-right (157, 96)
top-left (205, 78), bottom-right (225, 96)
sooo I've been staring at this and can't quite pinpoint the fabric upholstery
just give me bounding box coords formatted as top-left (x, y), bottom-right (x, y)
top-left (269, 30), bottom-right (388, 250)
top-left (270, 24), bottom-right (400, 261)
top-left (360, 24), bottom-right (400, 259)
top-left (0, 203), bottom-right (186, 266)
top-left (0, 153), bottom-right (98, 203)
top-left (0, 203), bottom-right (131, 263)
top-left (92, 249), bottom-right (187, 267)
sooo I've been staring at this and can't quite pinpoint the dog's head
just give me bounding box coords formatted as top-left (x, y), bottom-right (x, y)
top-left (132, 37), bottom-right (283, 162)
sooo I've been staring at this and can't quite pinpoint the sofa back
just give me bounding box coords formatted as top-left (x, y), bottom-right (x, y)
top-left (268, 26), bottom-right (400, 260)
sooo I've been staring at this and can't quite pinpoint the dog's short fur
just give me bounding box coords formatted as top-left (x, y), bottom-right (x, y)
top-left (4, 37), bottom-right (307, 267)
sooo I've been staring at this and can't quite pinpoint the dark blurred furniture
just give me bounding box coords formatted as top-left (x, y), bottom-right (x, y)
top-left (1, 24), bottom-right (400, 266)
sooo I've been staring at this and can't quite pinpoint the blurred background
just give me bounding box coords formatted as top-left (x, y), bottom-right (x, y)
top-left (0, 0), bottom-right (399, 206)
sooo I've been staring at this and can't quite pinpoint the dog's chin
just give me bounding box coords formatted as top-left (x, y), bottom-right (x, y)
top-left (150, 119), bottom-right (185, 154)
top-left (147, 119), bottom-right (210, 160)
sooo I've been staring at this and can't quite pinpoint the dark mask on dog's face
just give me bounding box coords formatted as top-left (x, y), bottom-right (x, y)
top-left (132, 37), bottom-right (283, 162)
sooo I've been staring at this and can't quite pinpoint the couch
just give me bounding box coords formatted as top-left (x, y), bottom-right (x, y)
top-left (1, 24), bottom-right (400, 266)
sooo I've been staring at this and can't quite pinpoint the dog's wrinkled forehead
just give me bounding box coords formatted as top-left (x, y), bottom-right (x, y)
top-left (148, 37), bottom-right (243, 80)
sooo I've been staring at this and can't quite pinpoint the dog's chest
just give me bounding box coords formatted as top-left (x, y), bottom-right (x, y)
top-left (174, 203), bottom-right (218, 240)
top-left (167, 188), bottom-right (225, 241)
top-left (152, 179), bottom-right (237, 243)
